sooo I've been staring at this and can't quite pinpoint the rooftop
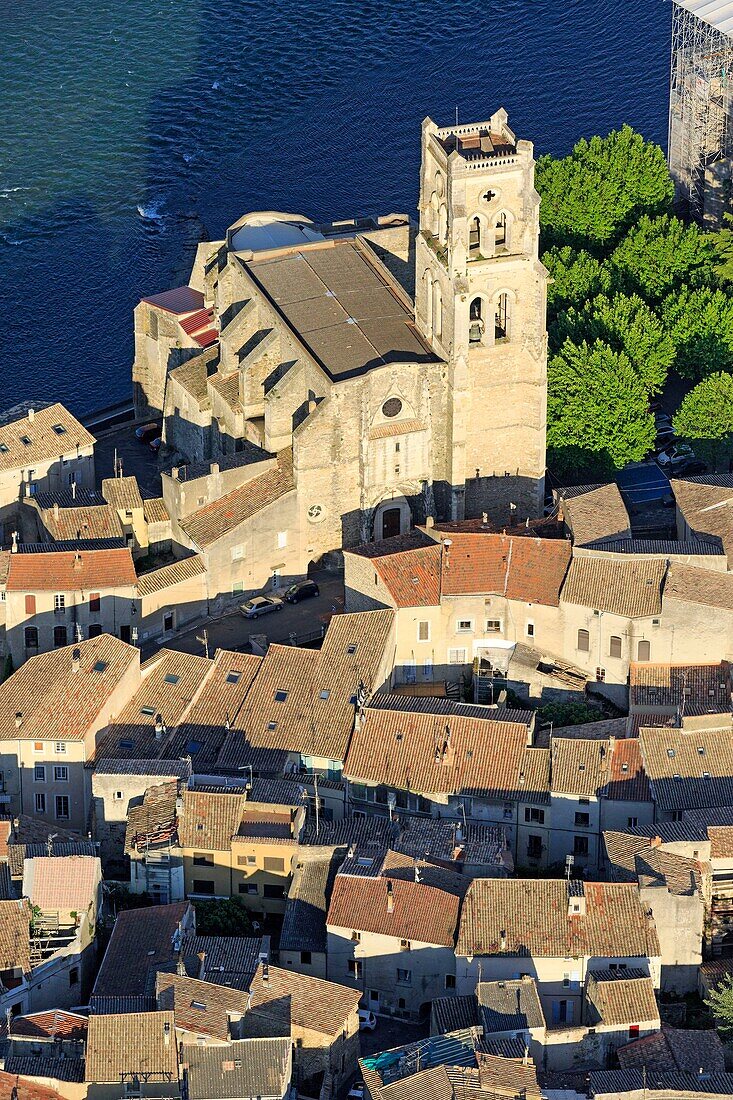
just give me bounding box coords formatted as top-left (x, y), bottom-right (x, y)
top-left (561, 556), bottom-right (666, 618)
top-left (0, 403), bottom-right (94, 473)
top-left (559, 483), bottom-right (631, 547)
top-left (5, 546), bottom-right (137, 591)
top-left (327, 873), bottom-right (460, 946)
top-left (630, 661), bottom-right (732, 713)
top-left (22, 855), bottom-right (100, 913)
top-left (242, 961), bottom-right (361, 1037)
top-left (586, 970), bottom-right (659, 1027)
top-left (183, 1037), bottom-right (291, 1100)
top-left (246, 238), bottom-right (437, 380)
top-left (85, 1011), bottom-right (179, 1083)
top-left (91, 901), bottom-right (191, 1011)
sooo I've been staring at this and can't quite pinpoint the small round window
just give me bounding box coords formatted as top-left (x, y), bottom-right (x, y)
top-left (307, 504), bottom-right (325, 523)
top-left (382, 398), bottom-right (402, 418)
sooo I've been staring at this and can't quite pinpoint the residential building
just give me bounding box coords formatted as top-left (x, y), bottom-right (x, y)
top-left (326, 865), bottom-right (461, 1018)
top-left (85, 1012), bottom-right (180, 1100)
top-left (4, 547), bottom-right (138, 666)
top-left (0, 635), bottom-right (140, 832)
top-left (182, 1038), bottom-right (292, 1100)
top-left (455, 878), bottom-right (661, 1026)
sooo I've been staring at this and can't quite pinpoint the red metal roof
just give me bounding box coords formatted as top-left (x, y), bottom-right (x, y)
top-left (193, 328), bottom-right (219, 348)
top-left (141, 286), bottom-right (204, 315)
top-left (179, 308), bottom-right (214, 335)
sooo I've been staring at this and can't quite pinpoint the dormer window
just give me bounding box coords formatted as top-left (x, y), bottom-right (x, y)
top-left (274, 690), bottom-right (288, 703)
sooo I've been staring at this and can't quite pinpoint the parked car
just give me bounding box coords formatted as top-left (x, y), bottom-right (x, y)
top-left (239, 595), bottom-right (284, 619)
top-left (654, 410), bottom-right (672, 429)
top-left (358, 1009), bottom-right (377, 1031)
top-left (149, 436), bottom-right (162, 454)
top-left (657, 443), bottom-right (694, 467)
top-left (284, 579), bottom-right (320, 603)
top-left (670, 456), bottom-right (707, 477)
top-left (348, 1084), bottom-right (365, 1100)
top-left (135, 421), bottom-right (160, 443)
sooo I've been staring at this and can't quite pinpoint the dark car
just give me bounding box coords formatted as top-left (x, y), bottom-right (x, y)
top-left (284, 579), bottom-right (320, 603)
top-left (149, 436), bottom-right (162, 454)
top-left (135, 421), bottom-right (160, 443)
top-left (671, 456), bottom-right (707, 477)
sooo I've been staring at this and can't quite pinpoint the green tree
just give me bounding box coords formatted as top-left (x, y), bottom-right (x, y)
top-left (543, 246), bottom-right (611, 322)
top-left (661, 286), bottom-right (733, 381)
top-left (673, 372), bottom-right (733, 471)
top-left (194, 896), bottom-right (254, 936)
top-left (547, 340), bottom-right (655, 479)
top-left (552, 293), bottom-right (674, 393)
top-left (706, 974), bottom-right (733, 1033)
top-left (609, 215), bottom-right (717, 299)
top-left (710, 212), bottom-right (733, 283)
top-left (536, 126), bottom-right (674, 250)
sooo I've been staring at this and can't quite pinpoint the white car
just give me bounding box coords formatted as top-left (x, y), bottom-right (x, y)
top-left (239, 595), bottom-right (284, 619)
top-left (358, 1009), bottom-right (377, 1031)
top-left (657, 443), bottom-right (694, 467)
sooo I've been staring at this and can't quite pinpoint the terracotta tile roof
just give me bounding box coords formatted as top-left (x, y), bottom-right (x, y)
top-left (3, 1059), bottom-right (84, 1085)
top-left (671, 476), bottom-right (733, 558)
top-left (369, 419), bottom-right (425, 440)
top-left (36, 502), bottom-right (122, 542)
top-left (478, 976), bottom-right (545, 1032)
top-left (0, 1070), bottom-right (61, 1100)
top-left (664, 561), bottom-right (733, 612)
top-left (208, 371), bottom-right (242, 412)
top-left (0, 899), bottom-right (30, 974)
top-left (169, 355), bottom-right (211, 409)
top-left (102, 475), bottom-right (144, 513)
top-left (634, 848), bottom-right (707, 896)
top-left (94, 648), bottom-right (212, 759)
top-left (0, 403), bottom-right (95, 473)
top-left (605, 739), bottom-right (652, 802)
top-left (617, 1026), bottom-right (725, 1074)
top-left (181, 450), bottom-right (294, 548)
top-left (85, 1011), bottom-right (178, 1082)
top-left (142, 285), bottom-right (204, 314)
top-left (183, 1037), bottom-right (291, 1100)
top-left (180, 932), bottom-right (264, 990)
top-left (0, 635), bottom-right (139, 743)
top-left (178, 788), bottom-right (246, 850)
top-left (430, 994), bottom-right (479, 1035)
top-left (345, 705), bottom-right (530, 799)
top-left (518, 746), bottom-right (551, 805)
top-left (368, 543), bottom-right (442, 607)
top-left (280, 854), bottom-right (339, 954)
top-left (560, 484), bottom-right (631, 547)
top-left (440, 533), bottom-right (571, 605)
top-left (164, 650), bottom-right (262, 769)
top-left (91, 901), bottom-right (191, 1007)
top-left (222, 610), bottom-right (394, 764)
top-left (10, 1010), bottom-right (88, 1041)
top-left (327, 873), bottom-right (460, 946)
top-left (709, 825), bottom-right (733, 858)
top-left (22, 855), bottom-right (99, 912)
top-left (156, 972), bottom-right (248, 1040)
top-left (379, 1065), bottom-right (455, 1100)
top-left (630, 661), bottom-right (732, 713)
top-left (561, 557), bottom-right (666, 618)
top-left (137, 554), bottom-right (206, 597)
top-left (125, 781), bottom-right (179, 853)
top-left (457, 879), bottom-right (660, 959)
top-left (143, 497), bottom-right (170, 524)
top-left (586, 971), bottom-right (659, 1027)
top-left (243, 962), bottom-right (361, 1037)
top-left (6, 546), bottom-right (137, 591)
top-left (551, 737), bottom-right (610, 797)
top-left (639, 726), bottom-right (733, 811)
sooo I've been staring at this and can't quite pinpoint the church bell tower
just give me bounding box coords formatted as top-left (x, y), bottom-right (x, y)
top-left (414, 109), bottom-right (548, 522)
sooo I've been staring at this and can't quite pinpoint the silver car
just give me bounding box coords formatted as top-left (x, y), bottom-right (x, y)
top-left (239, 595), bottom-right (284, 619)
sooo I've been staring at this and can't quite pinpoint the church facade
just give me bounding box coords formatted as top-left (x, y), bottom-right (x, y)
top-left (132, 110), bottom-right (548, 599)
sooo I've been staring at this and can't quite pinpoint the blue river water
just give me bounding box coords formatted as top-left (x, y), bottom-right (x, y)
top-left (0, 0), bottom-right (672, 415)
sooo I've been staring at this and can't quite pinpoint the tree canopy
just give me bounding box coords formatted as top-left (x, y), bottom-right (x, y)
top-left (673, 372), bottom-right (733, 470)
top-left (543, 246), bottom-right (610, 321)
top-left (706, 974), bottom-right (733, 1033)
top-left (547, 340), bottom-right (655, 479)
top-left (535, 126), bottom-right (674, 250)
top-left (609, 215), bottom-right (717, 300)
top-left (661, 287), bottom-right (733, 381)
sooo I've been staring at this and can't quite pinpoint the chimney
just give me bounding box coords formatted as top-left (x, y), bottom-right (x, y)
top-left (10, 531), bottom-right (18, 553)
top-left (425, 515), bottom-right (435, 529)
top-left (53, 502), bottom-right (59, 520)
top-left (210, 462), bottom-right (220, 476)
top-left (262, 960), bottom-right (270, 984)
top-left (14, 712), bottom-right (22, 729)
top-left (650, 835), bottom-right (663, 848)
top-left (71, 482), bottom-right (76, 500)
top-left (73, 551), bottom-right (82, 569)
top-left (27, 408), bottom-right (34, 423)
top-left (72, 647), bottom-right (81, 673)
top-left (500, 929), bottom-right (507, 951)
top-left (308, 399), bottom-right (317, 414)
top-left (163, 1021), bottom-right (170, 1046)
top-left (482, 512), bottom-right (488, 524)
top-left (386, 880), bottom-right (394, 913)
top-left (197, 950), bottom-right (206, 980)
top-left (172, 466), bottom-right (179, 480)
top-left (155, 713), bottom-right (166, 740)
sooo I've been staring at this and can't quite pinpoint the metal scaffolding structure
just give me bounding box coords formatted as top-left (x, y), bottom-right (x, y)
top-left (669, 0), bottom-right (733, 220)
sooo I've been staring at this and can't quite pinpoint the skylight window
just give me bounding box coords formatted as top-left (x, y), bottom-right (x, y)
top-left (268, 721), bottom-right (277, 731)
top-left (20, 436), bottom-right (32, 446)
top-left (320, 690), bottom-right (330, 701)
top-left (274, 690), bottom-right (288, 703)
top-left (119, 739), bottom-right (134, 750)
top-left (703, 771), bottom-right (711, 779)
top-left (0, 443), bottom-right (9, 454)
top-left (187, 740), bottom-right (202, 755)
top-left (667, 748), bottom-right (676, 758)
top-left (621, 762), bottom-right (629, 773)
top-left (698, 747), bottom-right (705, 756)
top-left (226, 671), bottom-right (241, 684)
top-left (93, 660), bottom-right (108, 673)
top-left (52, 424), bottom-right (67, 435)
top-left (164, 673), bottom-right (180, 685)
top-left (346, 644), bottom-right (357, 655)
top-left (191, 1000), bottom-right (207, 1011)
top-left (141, 706), bottom-right (156, 716)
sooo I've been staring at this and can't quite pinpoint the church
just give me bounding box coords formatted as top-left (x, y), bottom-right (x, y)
top-left (132, 109), bottom-right (548, 599)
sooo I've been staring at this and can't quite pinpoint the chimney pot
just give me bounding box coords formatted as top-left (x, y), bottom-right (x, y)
top-left (210, 462), bottom-right (220, 476)
top-left (27, 408), bottom-right (34, 423)
top-left (72, 647), bottom-right (81, 673)
top-left (53, 502), bottom-right (59, 520)
top-left (14, 712), bottom-right (22, 729)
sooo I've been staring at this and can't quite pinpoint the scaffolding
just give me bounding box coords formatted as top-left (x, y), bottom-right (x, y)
top-left (669, 1), bottom-right (733, 221)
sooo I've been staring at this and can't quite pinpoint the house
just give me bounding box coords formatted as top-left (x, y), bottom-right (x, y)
top-left (629, 661), bottom-right (732, 730)
top-left (280, 849), bottom-right (341, 979)
top-left (90, 900), bottom-right (195, 1013)
top-left (85, 1012), bottom-right (180, 1100)
top-left (0, 403), bottom-right (95, 540)
top-left (455, 878), bottom-right (661, 1027)
top-left (136, 554), bottom-right (208, 644)
top-left (326, 864), bottom-right (461, 1018)
top-left (181, 1038), bottom-right (292, 1100)
top-left (616, 1025), bottom-right (725, 1075)
top-left (638, 724), bottom-right (733, 821)
top-left (0, 635), bottom-right (140, 832)
top-left (4, 546), bottom-right (138, 666)
top-left (25, 488), bottom-right (123, 545)
top-left (431, 976), bottom-right (547, 1062)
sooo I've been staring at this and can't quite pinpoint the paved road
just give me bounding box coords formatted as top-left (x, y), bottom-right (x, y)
top-left (94, 421), bottom-right (165, 498)
top-left (143, 569), bottom-right (346, 660)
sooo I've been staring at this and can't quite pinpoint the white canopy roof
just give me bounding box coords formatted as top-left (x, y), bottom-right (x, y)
top-left (675, 0), bottom-right (733, 36)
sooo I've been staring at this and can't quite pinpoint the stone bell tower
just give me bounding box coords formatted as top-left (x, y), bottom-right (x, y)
top-left (414, 109), bottom-right (548, 522)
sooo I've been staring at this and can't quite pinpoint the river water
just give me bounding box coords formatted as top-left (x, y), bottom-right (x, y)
top-left (0, 0), bottom-right (672, 414)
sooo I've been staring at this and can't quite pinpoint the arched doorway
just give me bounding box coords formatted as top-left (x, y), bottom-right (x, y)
top-left (373, 496), bottom-right (412, 541)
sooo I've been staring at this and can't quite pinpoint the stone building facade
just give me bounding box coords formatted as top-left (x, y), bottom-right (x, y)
top-left (132, 111), bottom-right (548, 596)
